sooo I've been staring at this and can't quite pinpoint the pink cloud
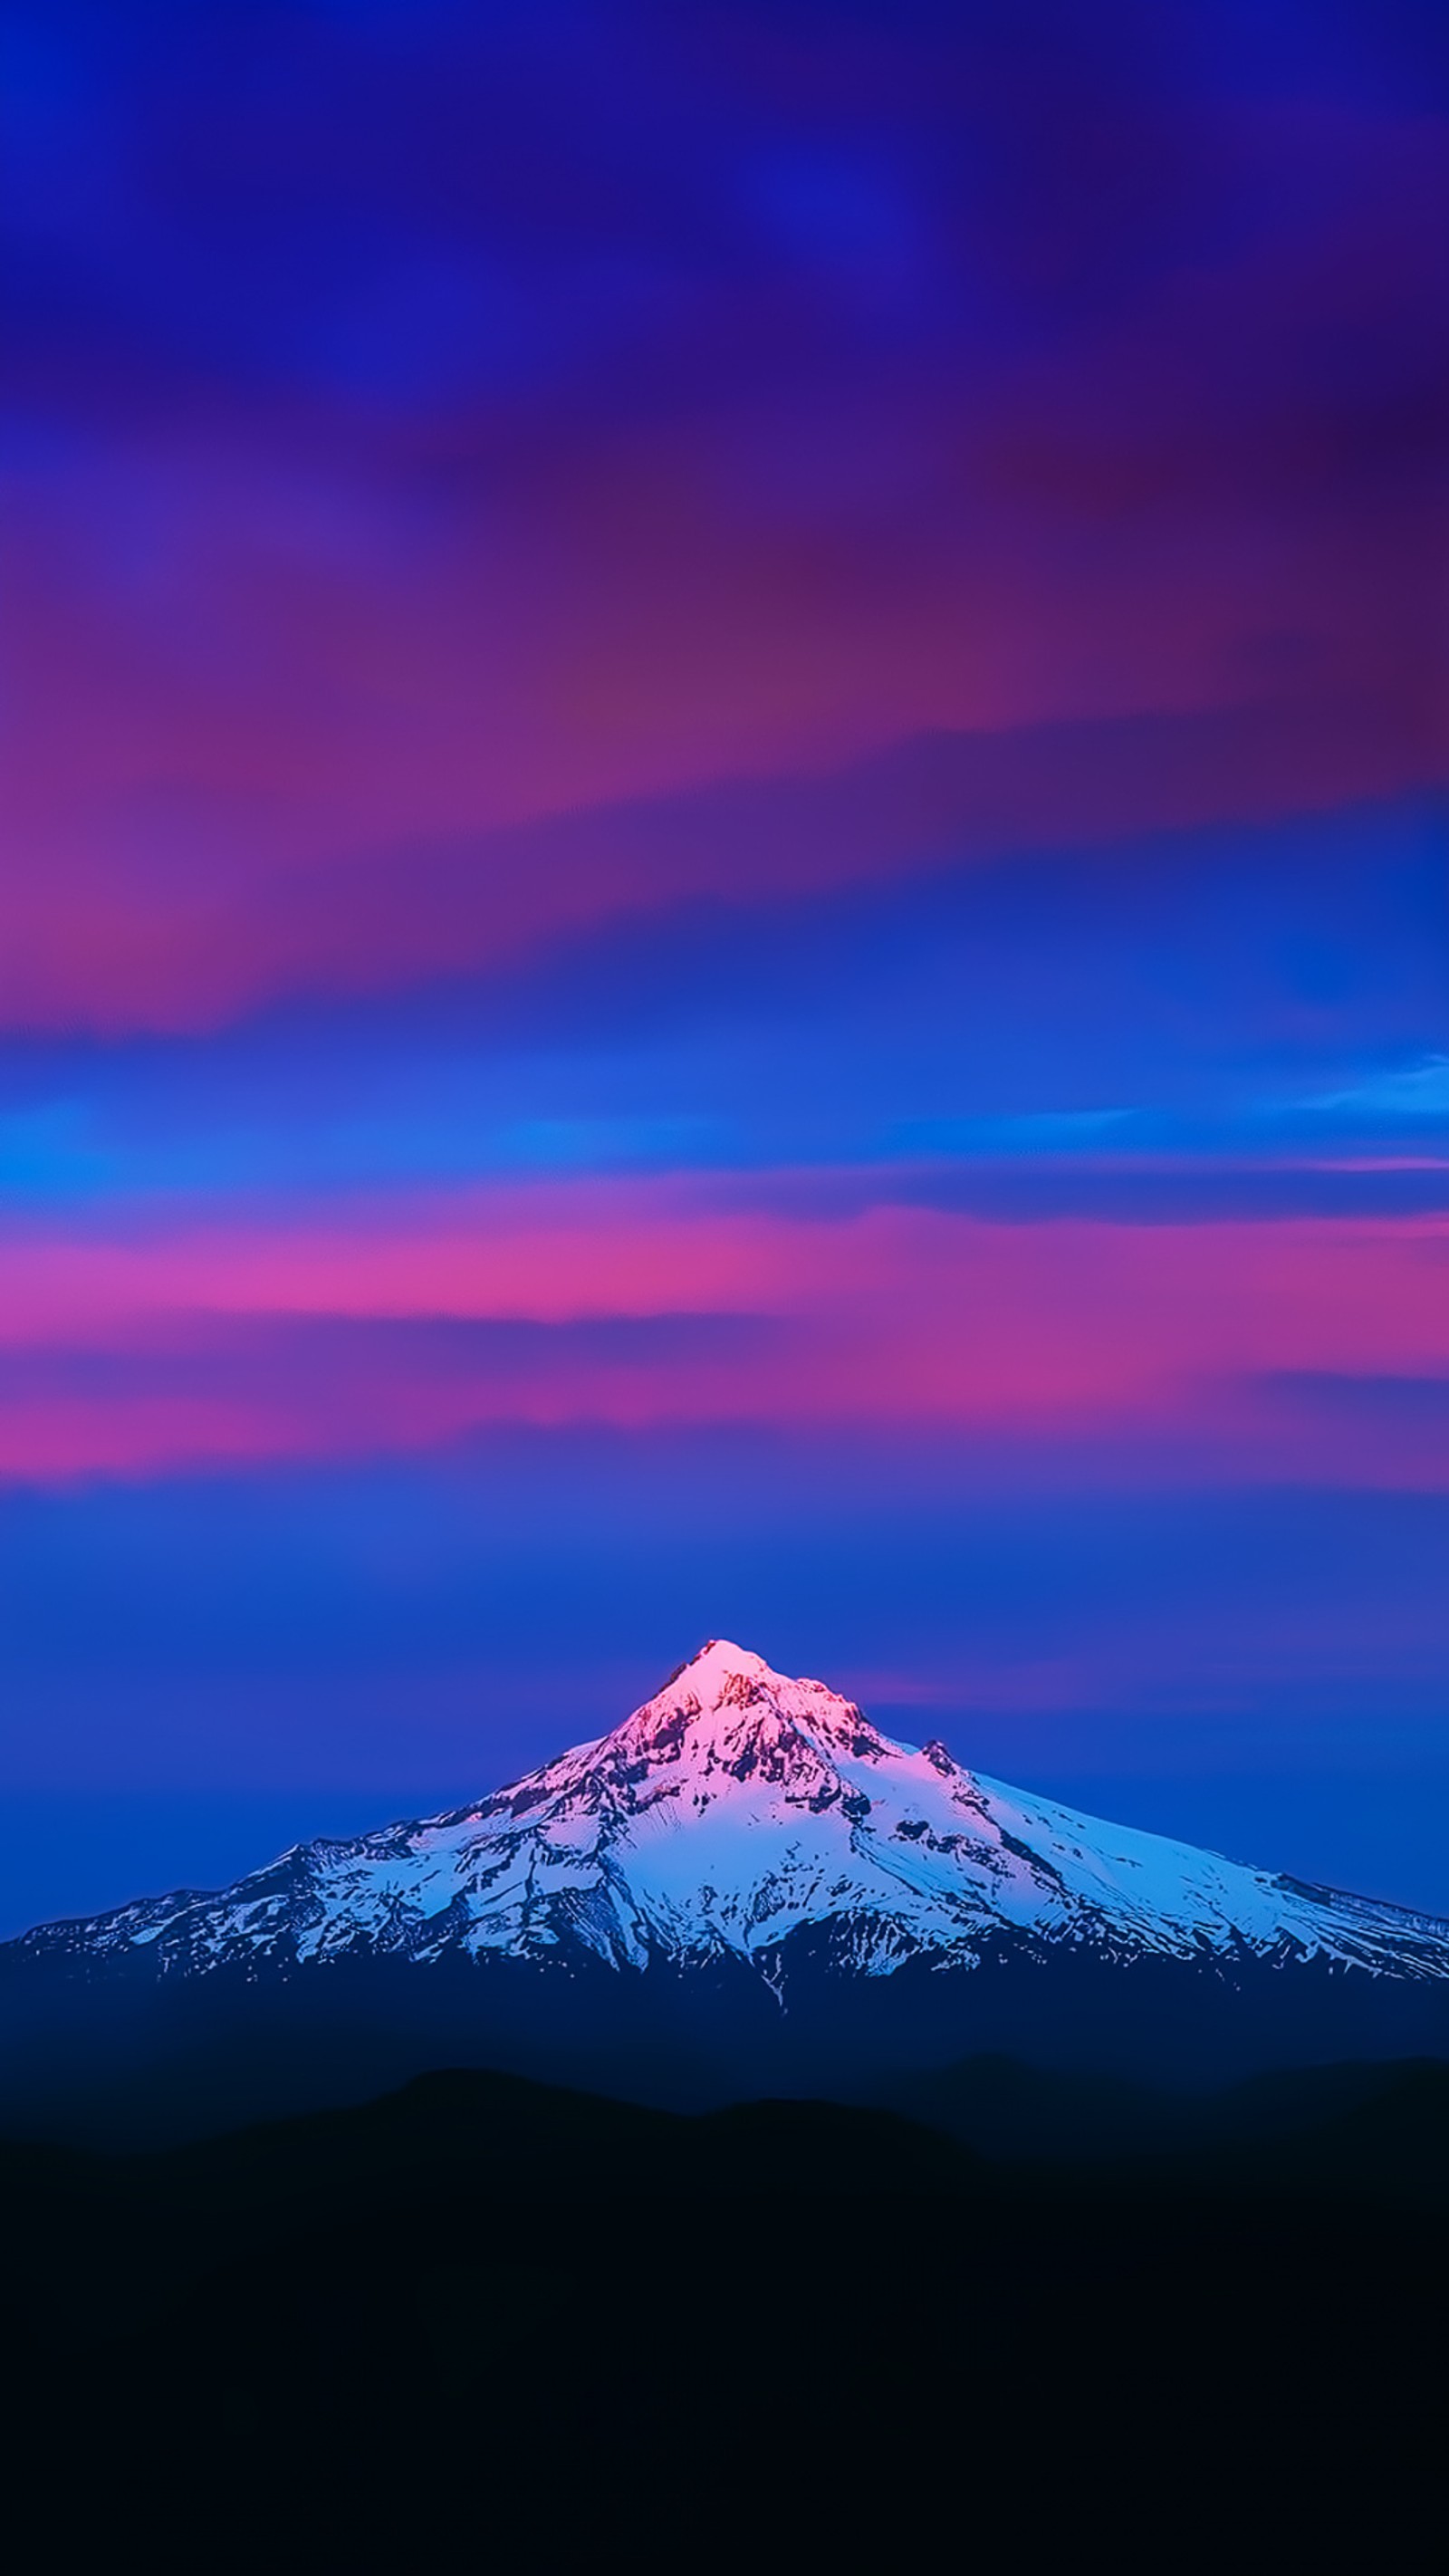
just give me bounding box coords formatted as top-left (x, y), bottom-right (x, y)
top-left (2, 686), bottom-right (1431, 1035)
top-left (0, 1177), bottom-right (1444, 1484)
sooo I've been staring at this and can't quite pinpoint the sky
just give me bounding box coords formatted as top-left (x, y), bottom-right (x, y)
top-left (1, 0), bottom-right (1446, 1935)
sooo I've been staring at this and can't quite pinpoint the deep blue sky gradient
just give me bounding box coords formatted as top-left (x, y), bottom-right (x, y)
top-left (1, 0), bottom-right (1445, 1930)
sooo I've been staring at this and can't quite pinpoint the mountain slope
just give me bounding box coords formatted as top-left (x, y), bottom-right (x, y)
top-left (18, 1639), bottom-right (1449, 1984)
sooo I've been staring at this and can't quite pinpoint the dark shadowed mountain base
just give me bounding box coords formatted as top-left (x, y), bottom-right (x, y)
top-left (3, 2062), bottom-right (1447, 2571)
top-left (4, 1930), bottom-right (1449, 2148)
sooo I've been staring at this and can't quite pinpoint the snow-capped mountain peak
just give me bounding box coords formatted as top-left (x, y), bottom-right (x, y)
top-left (16, 1641), bottom-right (1449, 1987)
top-left (605, 1637), bottom-right (888, 1776)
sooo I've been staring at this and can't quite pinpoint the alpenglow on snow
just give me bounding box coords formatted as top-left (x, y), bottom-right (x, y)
top-left (17, 1641), bottom-right (1449, 1981)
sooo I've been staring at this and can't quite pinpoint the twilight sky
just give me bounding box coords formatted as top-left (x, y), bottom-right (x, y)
top-left (2, 0), bottom-right (1446, 1934)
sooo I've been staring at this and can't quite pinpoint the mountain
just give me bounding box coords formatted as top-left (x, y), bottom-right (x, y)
top-left (5, 1639), bottom-right (1449, 2139)
top-left (20, 1639), bottom-right (1449, 1977)
top-left (19, 1638), bottom-right (1449, 1978)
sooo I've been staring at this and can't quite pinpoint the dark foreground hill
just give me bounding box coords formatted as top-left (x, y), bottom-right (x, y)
top-left (2, 2061), bottom-right (1447, 2570)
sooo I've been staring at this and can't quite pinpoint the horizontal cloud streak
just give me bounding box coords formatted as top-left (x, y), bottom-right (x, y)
top-left (5, 702), bottom-right (1435, 1034)
top-left (0, 1174), bottom-right (1444, 1483)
